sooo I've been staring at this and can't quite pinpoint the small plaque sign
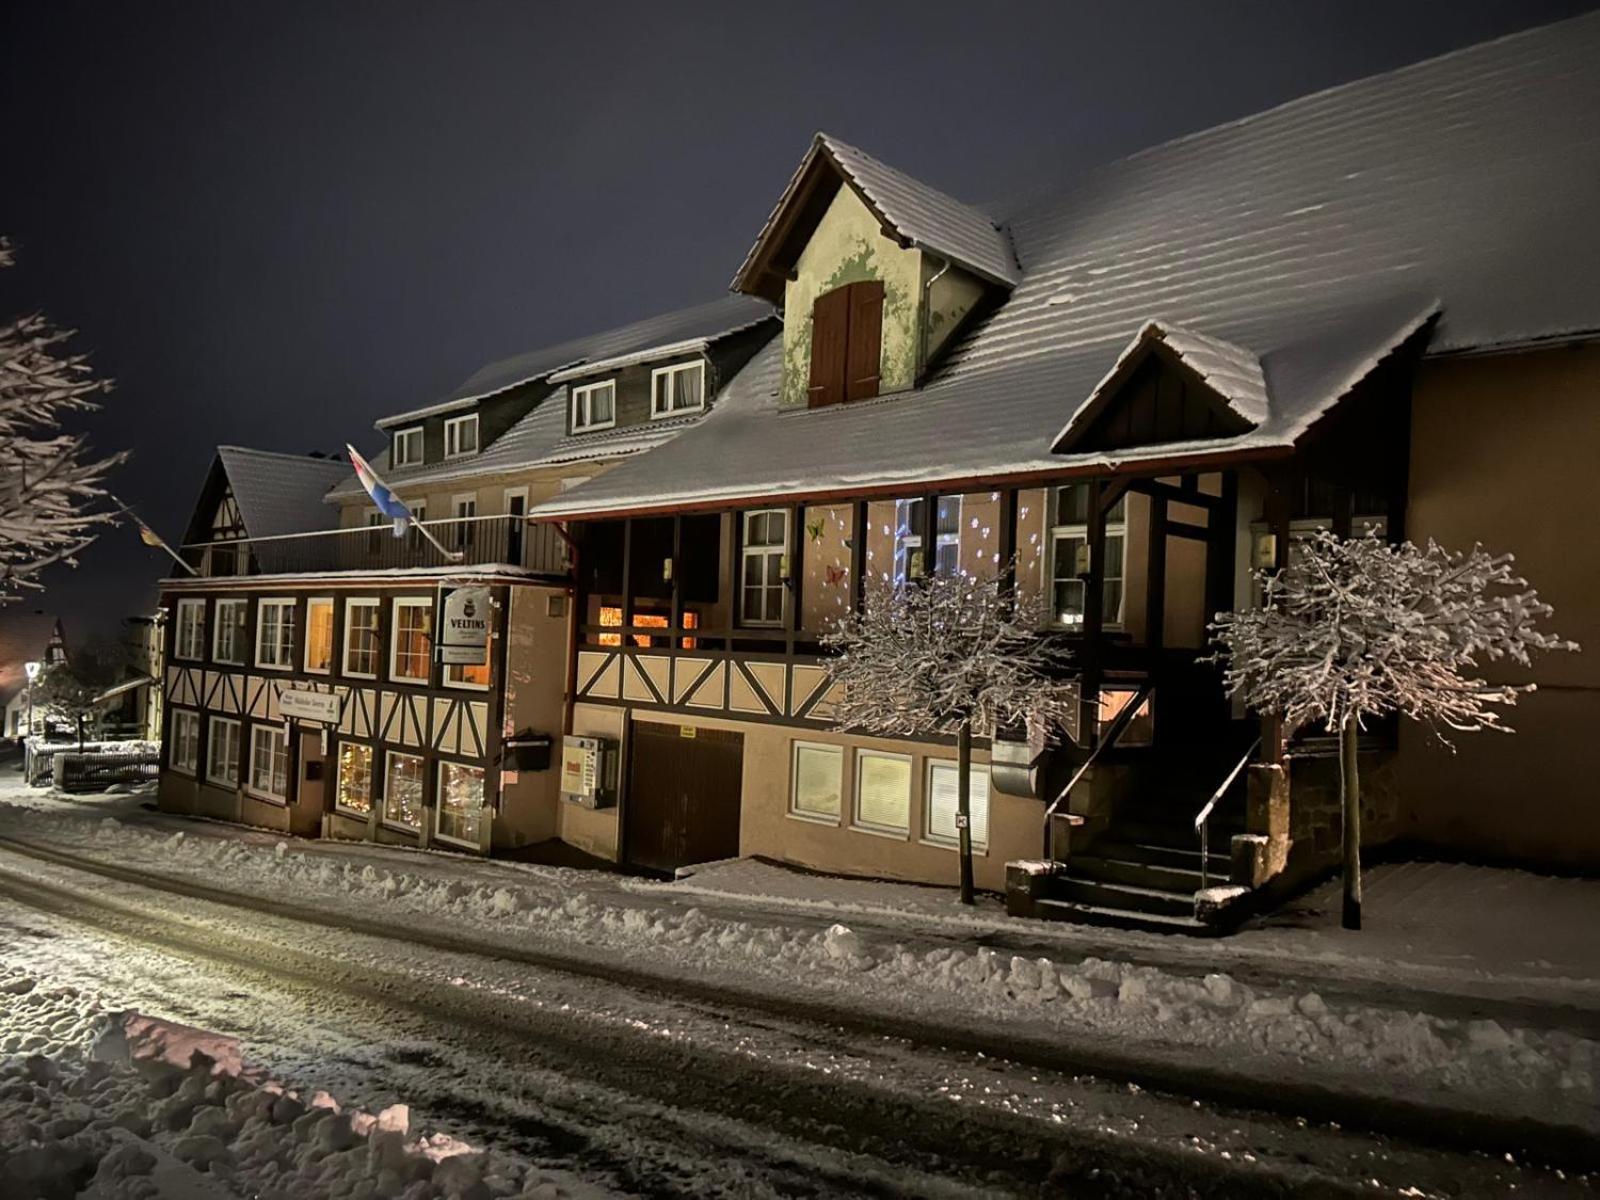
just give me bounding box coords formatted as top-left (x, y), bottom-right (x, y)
top-left (278, 688), bottom-right (341, 725)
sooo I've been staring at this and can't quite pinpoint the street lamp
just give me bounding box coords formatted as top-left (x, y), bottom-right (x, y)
top-left (23, 660), bottom-right (41, 737)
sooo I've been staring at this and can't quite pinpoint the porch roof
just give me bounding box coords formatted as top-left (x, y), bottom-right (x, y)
top-left (534, 13), bottom-right (1600, 520)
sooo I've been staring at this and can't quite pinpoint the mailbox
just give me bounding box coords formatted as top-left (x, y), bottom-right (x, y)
top-left (503, 730), bottom-right (552, 772)
top-left (989, 736), bottom-right (1042, 799)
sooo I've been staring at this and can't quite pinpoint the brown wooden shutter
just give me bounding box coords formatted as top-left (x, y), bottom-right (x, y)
top-left (844, 280), bottom-right (884, 402)
top-left (808, 287), bottom-right (850, 407)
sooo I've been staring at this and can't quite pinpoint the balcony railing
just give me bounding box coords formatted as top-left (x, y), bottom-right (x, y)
top-left (182, 515), bottom-right (569, 578)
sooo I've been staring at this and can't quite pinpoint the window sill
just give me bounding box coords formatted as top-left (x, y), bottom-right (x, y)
top-left (442, 450), bottom-right (478, 461)
top-left (919, 836), bottom-right (990, 857)
top-left (389, 675), bottom-right (430, 687)
top-left (334, 804), bottom-right (373, 820)
top-left (304, 667), bottom-right (332, 677)
top-left (341, 670), bottom-right (378, 681)
top-left (244, 788), bottom-right (287, 807)
top-left (849, 822), bottom-right (910, 842)
top-left (572, 421), bottom-right (616, 434)
top-left (441, 678), bottom-right (491, 692)
top-left (204, 775), bottom-right (238, 789)
top-left (380, 820), bottom-right (421, 836)
top-left (254, 662), bottom-right (292, 673)
top-left (214, 658), bottom-right (246, 669)
top-left (432, 830), bottom-right (482, 851)
top-left (649, 406), bottom-right (704, 421)
top-left (170, 765), bottom-right (197, 778)
top-left (786, 809), bottom-right (842, 827)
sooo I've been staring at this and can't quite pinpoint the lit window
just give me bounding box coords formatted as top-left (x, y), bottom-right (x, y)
top-left (174, 599), bottom-right (206, 661)
top-left (1049, 484), bottom-right (1125, 628)
top-left (650, 361), bottom-right (705, 418)
top-left (304, 598), bottom-right (334, 673)
top-left (446, 660), bottom-right (490, 688)
top-left (392, 426), bottom-right (423, 467)
top-left (925, 761), bottom-right (990, 850)
top-left (390, 598), bottom-right (433, 683)
top-left (255, 599), bottom-right (296, 669)
top-left (894, 497), bottom-right (961, 581)
top-left (343, 599), bottom-right (380, 677)
top-left (740, 509), bottom-right (787, 626)
top-left (791, 742), bottom-right (842, 822)
top-left (169, 709), bottom-right (200, 774)
top-left (571, 380), bottom-right (616, 431)
top-left (383, 751), bottom-right (424, 828)
top-left (436, 761), bottom-right (486, 846)
top-left (444, 413), bottom-right (479, 458)
top-left (206, 717), bottom-right (241, 786)
top-left (249, 724), bottom-right (288, 800)
top-left (213, 599), bottom-right (248, 665)
top-left (336, 742), bottom-right (373, 814)
top-left (596, 606), bottom-right (697, 649)
top-left (854, 751), bottom-right (911, 836)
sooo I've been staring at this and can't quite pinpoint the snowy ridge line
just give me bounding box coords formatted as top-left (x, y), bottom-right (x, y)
top-left (0, 831), bottom-right (1594, 1171)
top-left (0, 861), bottom-right (1392, 1200)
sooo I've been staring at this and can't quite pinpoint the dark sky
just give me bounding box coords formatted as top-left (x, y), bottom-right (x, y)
top-left (2, 0), bottom-right (1592, 643)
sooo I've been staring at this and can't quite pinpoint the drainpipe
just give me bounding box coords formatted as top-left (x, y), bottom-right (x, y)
top-left (919, 254), bottom-right (951, 381)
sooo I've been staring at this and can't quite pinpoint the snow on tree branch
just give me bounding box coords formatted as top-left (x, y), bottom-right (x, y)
top-left (821, 566), bottom-right (1077, 739)
top-left (0, 238), bottom-right (126, 599)
top-left (1210, 529), bottom-right (1578, 742)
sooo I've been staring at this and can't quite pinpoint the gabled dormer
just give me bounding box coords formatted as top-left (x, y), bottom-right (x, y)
top-left (731, 133), bottom-right (1018, 409)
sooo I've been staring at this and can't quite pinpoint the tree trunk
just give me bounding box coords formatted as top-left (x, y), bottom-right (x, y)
top-left (956, 719), bottom-right (975, 906)
top-left (1339, 712), bottom-right (1362, 931)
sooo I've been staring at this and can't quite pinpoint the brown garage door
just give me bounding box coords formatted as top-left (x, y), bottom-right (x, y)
top-left (626, 721), bottom-right (743, 874)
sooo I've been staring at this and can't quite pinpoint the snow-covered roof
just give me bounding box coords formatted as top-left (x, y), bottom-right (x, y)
top-left (375, 294), bottom-right (775, 428)
top-left (732, 133), bottom-right (1020, 296)
top-left (534, 14), bottom-right (1600, 520)
top-left (214, 447), bottom-right (348, 538)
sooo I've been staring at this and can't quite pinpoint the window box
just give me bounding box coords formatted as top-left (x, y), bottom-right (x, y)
top-left (650, 361), bottom-right (705, 418)
top-left (174, 599), bottom-right (206, 662)
top-left (853, 750), bottom-right (911, 837)
top-left (390, 598), bottom-right (433, 683)
top-left (304, 597), bottom-right (334, 674)
top-left (392, 426), bottom-right (423, 467)
top-left (444, 413), bottom-right (479, 459)
top-left (255, 598), bottom-right (296, 670)
top-left (342, 598), bottom-right (380, 678)
top-left (205, 716), bottom-right (241, 787)
top-left (169, 709), bottom-right (200, 775)
top-left (248, 724), bottom-right (288, 801)
top-left (571, 380), bottom-right (616, 431)
top-left (789, 741), bottom-right (842, 824)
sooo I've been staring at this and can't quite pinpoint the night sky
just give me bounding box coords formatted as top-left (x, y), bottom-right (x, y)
top-left (2, 0), bottom-right (1591, 644)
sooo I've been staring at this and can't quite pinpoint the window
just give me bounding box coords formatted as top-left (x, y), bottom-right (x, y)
top-left (336, 742), bottom-right (373, 814)
top-left (213, 598), bottom-right (248, 664)
top-left (790, 742), bottom-right (842, 822)
top-left (390, 598), bottom-right (433, 683)
top-left (248, 724), bottom-right (289, 800)
top-left (383, 751), bottom-right (424, 828)
top-left (206, 716), bottom-right (241, 787)
top-left (926, 761), bottom-right (991, 851)
top-left (255, 598), bottom-right (296, 669)
top-left (445, 659), bottom-right (490, 688)
top-left (571, 380), bottom-right (616, 431)
top-left (169, 709), bottom-right (200, 775)
top-left (444, 413), bottom-right (479, 458)
top-left (854, 751), bottom-right (911, 836)
top-left (174, 599), bottom-right (206, 661)
top-left (1048, 484), bottom-right (1126, 628)
top-left (895, 497), bottom-right (962, 581)
top-left (392, 426), bottom-right (423, 467)
top-left (304, 598), bottom-right (334, 673)
top-left (808, 280), bottom-right (884, 407)
top-left (650, 361), bottom-right (705, 418)
top-left (343, 599), bottom-right (380, 677)
top-left (740, 509), bottom-right (787, 626)
top-left (452, 495), bottom-right (476, 551)
top-left (436, 761), bottom-right (486, 846)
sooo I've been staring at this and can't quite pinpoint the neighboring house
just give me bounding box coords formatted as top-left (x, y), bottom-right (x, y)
top-left (0, 612), bottom-right (69, 740)
top-left (528, 14), bottom-right (1600, 922)
top-left (155, 299), bottom-right (778, 855)
top-left (151, 14), bottom-right (1600, 927)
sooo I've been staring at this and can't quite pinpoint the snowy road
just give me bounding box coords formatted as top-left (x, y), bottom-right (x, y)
top-left (0, 834), bottom-right (1590, 1198)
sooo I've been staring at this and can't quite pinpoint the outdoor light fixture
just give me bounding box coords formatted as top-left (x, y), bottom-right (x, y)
top-left (1253, 532), bottom-right (1279, 570)
top-left (24, 661), bottom-right (41, 682)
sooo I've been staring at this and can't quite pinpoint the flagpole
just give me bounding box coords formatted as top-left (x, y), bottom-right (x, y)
top-left (408, 516), bottom-right (466, 564)
top-left (113, 499), bottom-right (199, 576)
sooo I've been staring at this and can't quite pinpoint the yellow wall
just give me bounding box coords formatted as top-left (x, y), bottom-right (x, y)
top-left (1399, 344), bottom-right (1600, 866)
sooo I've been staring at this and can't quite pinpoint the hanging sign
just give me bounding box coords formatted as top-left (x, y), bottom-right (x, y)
top-left (278, 688), bottom-right (341, 724)
top-left (439, 585), bottom-right (492, 665)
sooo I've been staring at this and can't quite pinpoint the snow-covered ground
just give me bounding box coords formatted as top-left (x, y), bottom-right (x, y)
top-left (2, 773), bottom-right (1596, 1197)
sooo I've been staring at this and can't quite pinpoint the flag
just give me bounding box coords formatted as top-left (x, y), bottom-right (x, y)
top-left (113, 499), bottom-right (197, 575)
top-left (347, 445), bottom-right (414, 536)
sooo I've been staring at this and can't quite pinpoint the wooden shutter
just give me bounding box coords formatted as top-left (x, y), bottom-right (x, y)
top-left (808, 287), bottom-right (850, 407)
top-left (844, 280), bottom-right (884, 402)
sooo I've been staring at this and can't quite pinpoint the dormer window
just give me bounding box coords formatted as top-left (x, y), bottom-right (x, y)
top-left (571, 380), bottom-right (616, 432)
top-left (444, 413), bottom-right (479, 459)
top-left (650, 361), bottom-right (705, 418)
top-left (392, 426), bottom-right (423, 467)
top-left (808, 281), bottom-right (883, 407)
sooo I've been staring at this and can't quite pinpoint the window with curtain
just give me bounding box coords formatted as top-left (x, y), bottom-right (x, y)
top-left (343, 599), bottom-right (380, 676)
top-left (255, 599), bottom-right (295, 668)
top-left (854, 751), bottom-right (911, 835)
top-left (650, 361), bottom-right (705, 417)
top-left (213, 598), bottom-right (248, 665)
top-left (175, 599), bottom-right (206, 661)
top-left (304, 598), bottom-right (334, 672)
top-left (390, 599), bottom-right (432, 682)
top-left (925, 761), bottom-right (991, 850)
top-left (206, 717), bottom-right (241, 786)
top-left (790, 742), bottom-right (842, 821)
top-left (170, 709), bottom-right (200, 774)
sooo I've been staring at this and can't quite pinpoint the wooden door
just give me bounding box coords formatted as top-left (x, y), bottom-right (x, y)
top-left (290, 728), bottom-right (326, 837)
top-left (626, 721), bottom-right (743, 874)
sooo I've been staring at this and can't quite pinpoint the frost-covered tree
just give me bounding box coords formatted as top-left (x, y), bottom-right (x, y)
top-left (1211, 530), bottom-right (1577, 930)
top-left (0, 239), bottom-right (124, 599)
top-left (822, 567), bottom-right (1076, 904)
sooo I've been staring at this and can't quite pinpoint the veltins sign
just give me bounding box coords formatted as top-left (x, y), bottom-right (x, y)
top-left (278, 688), bottom-right (341, 724)
top-left (439, 585), bottom-right (492, 666)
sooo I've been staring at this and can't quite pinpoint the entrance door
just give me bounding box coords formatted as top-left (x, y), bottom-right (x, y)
top-left (290, 728), bottom-right (327, 837)
top-left (625, 721), bottom-right (743, 873)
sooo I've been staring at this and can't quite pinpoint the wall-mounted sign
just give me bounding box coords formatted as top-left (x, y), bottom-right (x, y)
top-left (278, 688), bottom-right (341, 724)
top-left (439, 585), bottom-right (492, 665)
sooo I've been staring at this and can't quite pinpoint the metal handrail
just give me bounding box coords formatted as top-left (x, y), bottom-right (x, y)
top-left (1040, 681), bottom-right (1153, 859)
top-left (1195, 736), bottom-right (1260, 889)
